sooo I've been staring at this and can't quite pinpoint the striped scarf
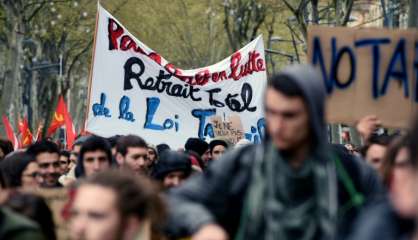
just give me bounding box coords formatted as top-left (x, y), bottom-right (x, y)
top-left (235, 143), bottom-right (338, 240)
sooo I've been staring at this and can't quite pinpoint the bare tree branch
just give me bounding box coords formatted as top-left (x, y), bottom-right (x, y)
top-left (297, 0), bottom-right (310, 13)
top-left (65, 40), bottom-right (92, 93)
top-left (223, 3), bottom-right (236, 50)
top-left (25, 2), bottom-right (46, 22)
top-left (341, 0), bottom-right (354, 26)
top-left (311, 0), bottom-right (319, 24)
top-left (289, 26), bottom-right (300, 63)
top-left (23, 0), bottom-right (71, 11)
top-left (282, 0), bottom-right (297, 14)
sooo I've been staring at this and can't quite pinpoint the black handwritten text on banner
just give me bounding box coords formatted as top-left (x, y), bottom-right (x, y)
top-left (85, 5), bottom-right (267, 148)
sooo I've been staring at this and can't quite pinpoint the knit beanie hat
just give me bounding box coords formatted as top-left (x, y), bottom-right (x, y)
top-left (151, 150), bottom-right (191, 180)
top-left (184, 138), bottom-right (209, 156)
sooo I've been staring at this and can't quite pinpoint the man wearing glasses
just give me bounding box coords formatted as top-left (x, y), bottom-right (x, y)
top-left (27, 140), bottom-right (62, 188)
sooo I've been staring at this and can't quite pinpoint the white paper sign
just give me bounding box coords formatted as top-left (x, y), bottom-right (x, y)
top-left (85, 4), bottom-right (267, 148)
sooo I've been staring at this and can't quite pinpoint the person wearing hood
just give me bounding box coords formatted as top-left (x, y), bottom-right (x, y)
top-left (209, 139), bottom-right (229, 161)
top-left (75, 136), bottom-right (113, 178)
top-left (164, 64), bottom-right (385, 240)
top-left (152, 150), bottom-right (192, 189)
top-left (184, 138), bottom-right (209, 167)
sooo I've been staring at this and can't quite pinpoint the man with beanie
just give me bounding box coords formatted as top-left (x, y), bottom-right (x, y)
top-left (156, 143), bottom-right (170, 156)
top-left (165, 64), bottom-right (385, 240)
top-left (152, 150), bottom-right (192, 189)
top-left (184, 138), bottom-right (210, 165)
top-left (209, 139), bottom-right (229, 161)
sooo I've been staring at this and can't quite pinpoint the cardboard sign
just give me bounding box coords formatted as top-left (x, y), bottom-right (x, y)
top-left (85, 4), bottom-right (267, 148)
top-left (308, 26), bottom-right (418, 128)
top-left (211, 115), bottom-right (244, 145)
top-left (24, 188), bottom-right (69, 239)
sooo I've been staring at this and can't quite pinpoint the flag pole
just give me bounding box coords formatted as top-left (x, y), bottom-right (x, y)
top-left (83, 1), bottom-right (101, 134)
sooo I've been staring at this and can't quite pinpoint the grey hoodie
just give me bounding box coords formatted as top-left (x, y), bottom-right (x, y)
top-left (280, 64), bottom-right (328, 149)
top-left (165, 64), bottom-right (384, 240)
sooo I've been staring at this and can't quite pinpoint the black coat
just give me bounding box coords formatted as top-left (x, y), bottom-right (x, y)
top-left (346, 201), bottom-right (414, 240)
top-left (165, 143), bottom-right (386, 239)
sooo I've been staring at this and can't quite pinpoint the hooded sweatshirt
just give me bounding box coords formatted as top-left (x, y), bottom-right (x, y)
top-left (165, 64), bottom-right (385, 240)
top-left (151, 151), bottom-right (192, 180)
top-left (235, 64), bottom-right (337, 240)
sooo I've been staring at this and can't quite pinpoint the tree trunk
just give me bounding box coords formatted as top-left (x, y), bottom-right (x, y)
top-left (408, 0), bottom-right (418, 27)
top-left (0, 3), bottom-right (25, 132)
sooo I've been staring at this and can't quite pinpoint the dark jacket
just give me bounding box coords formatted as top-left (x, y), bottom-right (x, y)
top-left (0, 207), bottom-right (45, 240)
top-left (165, 64), bottom-right (386, 239)
top-left (165, 143), bottom-right (385, 239)
top-left (0, 152), bottom-right (33, 188)
top-left (346, 201), bottom-right (414, 240)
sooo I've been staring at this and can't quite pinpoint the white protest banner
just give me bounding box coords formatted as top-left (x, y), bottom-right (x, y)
top-left (308, 26), bottom-right (418, 128)
top-left (85, 4), bottom-right (267, 148)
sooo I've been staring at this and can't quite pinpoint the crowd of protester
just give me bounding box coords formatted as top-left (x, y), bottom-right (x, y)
top-left (0, 63), bottom-right (417, 240)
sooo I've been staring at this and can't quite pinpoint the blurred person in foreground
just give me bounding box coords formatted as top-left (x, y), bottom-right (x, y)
top-left (0, 206), bottom-right (46, 240)
top-left (347, 117), bottom-right (418, 240)
top-left (165, 64), bottom-right (384, 240)
top-left (0, 171), bottom-right (45, 240)
top-left (4, 192), bottom-right (56, 240)
top-left (235, 139), bottom-right (251, 149)
top-left (381, 135), bottom-right (415, 219)
top-left (69, 169), bottom-right (165, 240)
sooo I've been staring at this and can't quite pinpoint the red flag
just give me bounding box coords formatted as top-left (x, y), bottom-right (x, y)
top-left (64, 110), bottom-right (76, 150)
top-left (18, 117), bottom-right (33, 147)
top-left (47, 96), bottom-right (67, 137)
top-left (2, 115), bottom-right (19, 150)
top-left (47, 96), bottom-right (76, 149)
